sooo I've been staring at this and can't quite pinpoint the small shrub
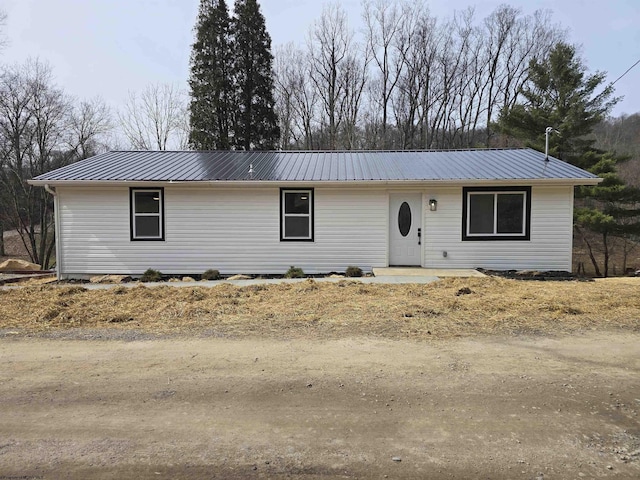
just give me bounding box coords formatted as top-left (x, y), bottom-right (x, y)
top-left (345, 266), bottom-right (363, 277)
top-left (284, 266), bottom-right (305, 278)
top-left (201, 269), bottom-right (221, 281)
top-left (140, 268), bottom-right (162, 283)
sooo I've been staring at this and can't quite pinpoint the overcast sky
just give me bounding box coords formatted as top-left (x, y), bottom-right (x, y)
top-left (1, 0), bottom-right (639, 118)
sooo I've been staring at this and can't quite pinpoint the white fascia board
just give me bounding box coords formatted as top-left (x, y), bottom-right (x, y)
top-left (28, 178), bottom-right (602, 188)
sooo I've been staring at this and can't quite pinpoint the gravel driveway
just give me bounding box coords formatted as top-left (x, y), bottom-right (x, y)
top-left (1, 331), bottom-right (639, 479)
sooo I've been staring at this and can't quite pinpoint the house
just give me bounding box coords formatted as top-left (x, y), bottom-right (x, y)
top-left (29, 149), bottom-right (601, 279)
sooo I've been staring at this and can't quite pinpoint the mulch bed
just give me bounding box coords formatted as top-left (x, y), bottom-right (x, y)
top-left (479, 269), bottom-right (592, 281)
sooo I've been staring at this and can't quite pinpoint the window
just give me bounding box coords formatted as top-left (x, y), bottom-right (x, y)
top-left (398, 202), bottom-right (412, 237)
top-left (130, 188), bottom-right (164, 241)
top-left (281, 189), bottom-right (313, 241)
top-left (462, 186), bottom-right (531, 241)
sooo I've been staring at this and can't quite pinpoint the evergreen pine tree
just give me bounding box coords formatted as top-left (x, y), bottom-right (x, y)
top-left (498, 42), bottom-right (640, 277)
top-left (189, 0), bottom-right (233, 149)
top-left (231, 0), bottom-right (280, 150)
top-left (498, 42), bottom-right (618, 166)
top-left (574, 152), bottom-right (640, 277)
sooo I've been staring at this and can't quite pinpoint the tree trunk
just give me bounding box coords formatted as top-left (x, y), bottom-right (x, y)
top-left (44, 228), bottom-right (56, 269)
top-left (602, 231), bottom-right (609, 278)
top-left (577, 227), bottom-right (602, 277)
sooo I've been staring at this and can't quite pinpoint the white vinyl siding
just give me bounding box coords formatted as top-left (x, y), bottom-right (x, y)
top-left (55, 184), bottom-right (576, 277)
top-left (424, 185), bottom-right (574, 271)
top-left (56, 186), bottom-right (387, 276)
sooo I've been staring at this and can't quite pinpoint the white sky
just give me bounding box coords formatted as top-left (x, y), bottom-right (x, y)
top-left (1, 0), bottom-right (638, 117)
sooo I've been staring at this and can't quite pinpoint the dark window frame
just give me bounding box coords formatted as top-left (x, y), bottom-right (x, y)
top-left (462, 186), bottom-right (531, 241)
top-left (280, 188), bottom-right (314, 242)
top-left (130, 187), bottom-right (165, 241)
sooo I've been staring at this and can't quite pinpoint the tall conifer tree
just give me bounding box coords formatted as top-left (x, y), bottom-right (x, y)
top-left (231, 0), bottom-right (280, 150)
top-left (498, 42), bottom-right (640, 277)
top-left (498, 43), bottom-right (617, 166)
top-left (189, 0), bottom-right (233, 149)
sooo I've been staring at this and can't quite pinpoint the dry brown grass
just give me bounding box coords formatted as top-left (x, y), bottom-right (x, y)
top-left (1, 277), bottom-right (639, 339)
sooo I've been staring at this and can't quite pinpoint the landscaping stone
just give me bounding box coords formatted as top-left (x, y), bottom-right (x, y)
top-left (227, 274), bottom-right (252, 280)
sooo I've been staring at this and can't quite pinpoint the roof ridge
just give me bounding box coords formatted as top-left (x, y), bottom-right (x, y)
top-left (108, 148), bottom-right (533, 154)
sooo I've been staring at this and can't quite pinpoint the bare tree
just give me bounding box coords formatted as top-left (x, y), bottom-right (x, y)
top-left (0, 10), bottom-right (7, 51)
top-left (474, 5), bottom-right (519, 146)
top-left (119, 83), bottom-right (188, 150)
top-left (308, 4), bottom-right (352, 150)
top-left (363, 0), bottom-right (402, 148)
top-left (274, 43), bottom-right (320, 149)
top-left (0, 10), bottom-right (7, 255)
top-left (427, 9), bottom-right (477, 148)
top-left (273, 44), bottom-right (296, 149)
top-left (67, 97), bottom-right (112, 159)
top-left (478, 6), bottom-right (565, 146)
top-left (293, 60), bottom-right (320, 149)
top-left (500, 9), bottom-right (566, 114)
top-left (595, 113), bottom-right (640, 159)
top-left (392, 8), bottom-right (438, 149)
top-left (0, 60), bottom-right (67, 267)
top-left (271, 2), bottom-right (565, 151)
top-left (363, 0), bottom-right (421, 148)
top-left (0, 60), bottom-right (112, 267)
top-left (274, 43), bottom-right (304, 149)
top-left (339, 51), bottom-right (370, 149)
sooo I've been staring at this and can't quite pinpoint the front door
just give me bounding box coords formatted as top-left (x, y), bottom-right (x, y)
top-left (389, 193), bottom-right (422, 266)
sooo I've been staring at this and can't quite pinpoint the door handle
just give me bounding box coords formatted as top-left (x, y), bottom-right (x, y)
top-left (418, 228), bottom-right (421, 245)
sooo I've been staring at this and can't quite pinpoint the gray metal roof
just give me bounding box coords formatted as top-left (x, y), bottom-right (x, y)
top-left (31, 149), bottom-right (600, 184)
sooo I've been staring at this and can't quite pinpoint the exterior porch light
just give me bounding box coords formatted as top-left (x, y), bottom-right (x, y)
top-left (429, 199), bottom-right (437, 211)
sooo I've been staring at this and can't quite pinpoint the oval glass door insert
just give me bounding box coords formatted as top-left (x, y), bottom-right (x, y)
top-left (398, 202), bottom-right (411, 237)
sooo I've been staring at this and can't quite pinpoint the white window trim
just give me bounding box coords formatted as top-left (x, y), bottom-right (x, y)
top-left (131, 188), bottom-right (164, 241)
top-left (466, 190), bottom-right (527, 237)
top-left (281, 189), bottom-right (313, 241)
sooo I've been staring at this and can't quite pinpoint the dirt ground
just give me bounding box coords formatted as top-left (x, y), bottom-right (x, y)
top-left (1, 332), bottom-right (639, 479)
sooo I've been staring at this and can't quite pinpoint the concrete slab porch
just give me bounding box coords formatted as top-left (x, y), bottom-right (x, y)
top-left (373, 267), bottom-right (485, 278)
